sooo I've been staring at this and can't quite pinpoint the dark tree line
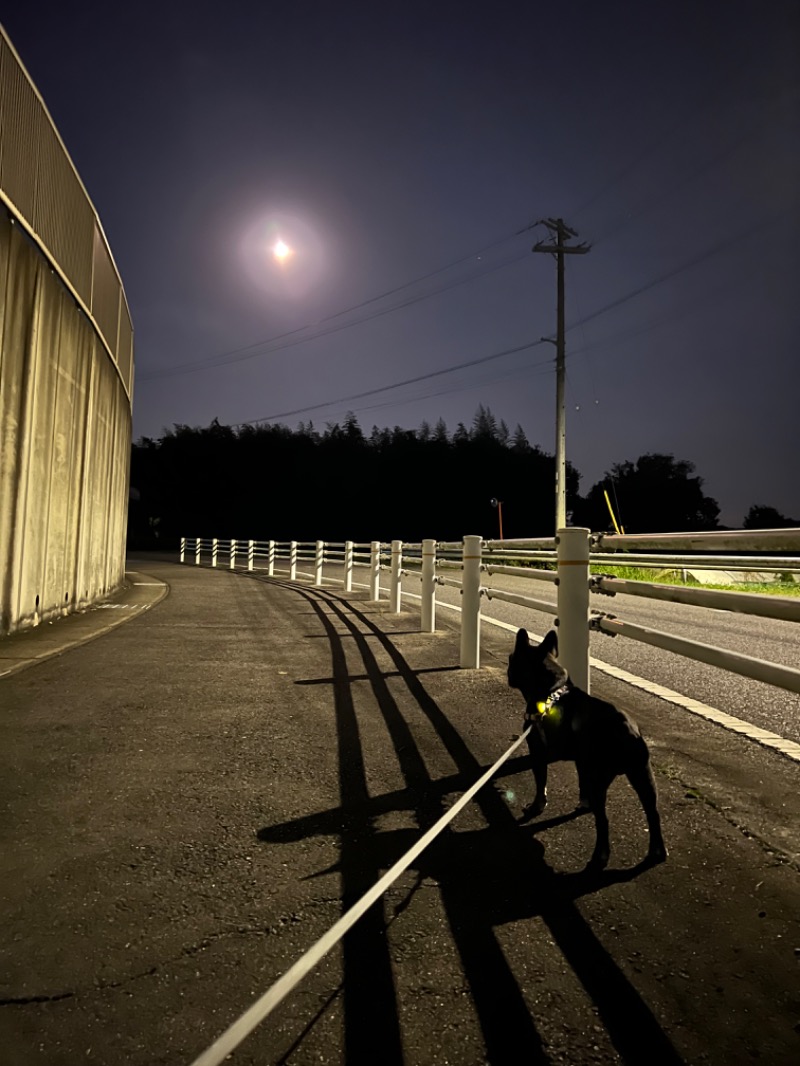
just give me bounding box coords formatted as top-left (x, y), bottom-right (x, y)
top-left (128, 406), bottom-right (792, 548)
top-left (129, 407), bottom-right (580, 546)
top-left (573, 454), bottom-right (720, 532)
top-left (742, 505), bottom-right (799, 529)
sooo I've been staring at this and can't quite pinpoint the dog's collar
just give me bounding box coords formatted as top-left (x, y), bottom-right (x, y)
top-left (525, 682), bottom-right (570, 720)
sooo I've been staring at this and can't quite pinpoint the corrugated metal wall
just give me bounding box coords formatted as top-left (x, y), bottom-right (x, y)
top-left (0, 29), bottom-right (133, 635)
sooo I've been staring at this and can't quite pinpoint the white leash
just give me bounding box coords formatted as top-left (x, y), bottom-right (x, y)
top-left (189, 726), bottom-right (532, 1066)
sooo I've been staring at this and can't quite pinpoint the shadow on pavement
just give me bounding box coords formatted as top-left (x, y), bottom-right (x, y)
top-left (255, 580), bottom-right (684, 1065)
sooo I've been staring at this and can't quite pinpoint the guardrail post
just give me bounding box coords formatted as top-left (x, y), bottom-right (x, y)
top-left (290, 541), bottom-right (297, 581)
top-left (268, 540), bottom-right (275, 577)
top-left (180, 536), bottom-right (186, 564)
top-left (230, 538), bottom-right (237, 570)
top-left (390, 540), bottom-right (403, 612)
top-left (460, 535), bottom-right (482, 668)
top-left (195, 538), bottom-right (201, 565)
top-left (556, 526), bottom-right (590, 692)
top-left (369, 541), bottom-right (381, 600)
top-left (344, 541), bottom-right (354, 592)
top-left (248, 539), bottom-right (254, 571)
top-left (421, 538), bottom-right (436, 633)
top-left (212, 538), bottom-right (218, 567)
top-left (315, 540), bottom-right (325, 586)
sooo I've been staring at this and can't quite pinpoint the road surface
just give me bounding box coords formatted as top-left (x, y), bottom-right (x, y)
top-left (1, 558), bottom-right (798, 1065)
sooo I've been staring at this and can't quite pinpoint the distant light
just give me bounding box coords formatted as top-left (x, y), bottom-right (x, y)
top-left (272, 239), bottom-right (293, 262)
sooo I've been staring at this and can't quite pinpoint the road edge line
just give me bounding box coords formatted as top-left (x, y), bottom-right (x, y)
top-left (394, 586), bottom-right (800, 765)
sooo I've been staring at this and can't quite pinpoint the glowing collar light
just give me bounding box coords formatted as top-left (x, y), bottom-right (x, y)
top-left (529, 683), bottom-right (570, 719)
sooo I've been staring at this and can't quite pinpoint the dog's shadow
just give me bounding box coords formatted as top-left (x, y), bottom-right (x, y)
top-left (508, 782), bottom-right (666, 883)
top-left (270, 802), bottom-right (676, 1065)
top-left (514, 797), bottom-right (658, 869)
top-left (518, 803), bottom-right (586, 833)
top-left (253, 582), bottom-right (680, 1065)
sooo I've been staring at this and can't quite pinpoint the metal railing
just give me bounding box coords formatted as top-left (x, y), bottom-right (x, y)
top-left (180, 528), bottom-right (800, 697)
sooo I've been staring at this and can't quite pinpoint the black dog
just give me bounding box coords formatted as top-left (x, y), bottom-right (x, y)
top-left (508, 628), bottom-right (667, 871)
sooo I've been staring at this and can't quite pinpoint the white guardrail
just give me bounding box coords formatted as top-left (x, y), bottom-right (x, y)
top-left (180, 529), bottom-right (800, 695)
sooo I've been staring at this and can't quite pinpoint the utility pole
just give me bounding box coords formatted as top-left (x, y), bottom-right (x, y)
top-left (532, 218), bottom-right (590, 532)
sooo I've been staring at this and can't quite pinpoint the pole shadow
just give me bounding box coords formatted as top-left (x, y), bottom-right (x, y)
top-left (252, 577), bottom-right (684, 1065)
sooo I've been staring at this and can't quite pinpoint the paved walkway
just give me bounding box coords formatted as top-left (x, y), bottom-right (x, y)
top-left (1, 557), bottom-right (798, 1065)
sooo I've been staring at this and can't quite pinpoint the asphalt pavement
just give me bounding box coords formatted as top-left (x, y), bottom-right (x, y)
top-left (1, 556), bottom-right (798, 1066)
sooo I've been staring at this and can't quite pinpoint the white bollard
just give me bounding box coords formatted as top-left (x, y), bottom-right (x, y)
top-left (390, 540), bottom-right (403, 613)
top-left (290, 541), bottom-right (297, 581)
top-left (556, 526), bottom-right (590, 692)
top-left (315, 540), bottom-right (325, 586)
top-left (248, 539), bottom-right (254, 571)
top-left (344, 541), bottom-right (354, 592)
top-left (180, 536), bottom-right (186, 564)
top-left (369, 541), bottom-right (381, 600)
top-left (230, 538), bottom-right (237, 569)
top-left (212, 538), bottom-right (218, 567)
top-left (460, 535), bottom-right (482, 668)
top-left (268, 540), bottom-right (275, 577)
top-left (421, 538), bottom-right (436, 633)
top-left (195, 538), bottom-right (201, 565)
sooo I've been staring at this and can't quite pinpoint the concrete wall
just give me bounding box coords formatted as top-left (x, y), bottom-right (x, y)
top-left (0, 30), bottom-right (133, 636)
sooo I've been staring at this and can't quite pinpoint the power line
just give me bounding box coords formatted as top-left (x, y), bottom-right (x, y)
top-left (308, 362), bottom-right (557, 425)
top-left (594, 110), bottom-right (797, 247)
top-left (138, 226), bottom-right (538, 382)
top-left (141, 80), bottom-right (798, 387)
top-left (236, 211), bottom-right (783, 428)
top-left (570, 95), bottom-right (714, 224)
top-left (568, 257), bottom-right (760, 361)
top-left (239, 339), bottom-right (553, 425)
top-left (565, 213), bottom-right (774, 335)
top-left (586, 80), bottom-right (799, 248)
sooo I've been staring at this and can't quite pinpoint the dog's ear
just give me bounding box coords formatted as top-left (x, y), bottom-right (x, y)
top-left (541, 629), bottom-right (558, 657)
top-left (514, 628), bottom-right (529, 651)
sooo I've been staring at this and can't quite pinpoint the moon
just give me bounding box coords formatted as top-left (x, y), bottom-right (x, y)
top-left (238, 211), bottom-right (324, 300)
top-left (272, 238), bottom-right (293, 262)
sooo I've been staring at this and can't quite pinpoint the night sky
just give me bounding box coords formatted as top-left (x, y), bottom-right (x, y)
top-left (5, 1), bottom-right (799, 526)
